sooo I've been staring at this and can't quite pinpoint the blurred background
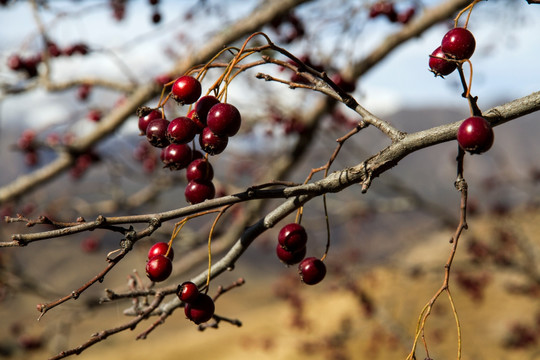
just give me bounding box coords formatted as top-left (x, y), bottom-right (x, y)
top-left (0, 0), bottom-right (539, 359)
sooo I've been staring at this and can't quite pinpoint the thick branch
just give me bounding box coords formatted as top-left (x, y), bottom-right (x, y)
top-left (4, 90), bottom-right (540, 247)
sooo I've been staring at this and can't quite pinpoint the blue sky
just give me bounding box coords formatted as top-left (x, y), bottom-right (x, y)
top-left (0, 1), bottom-right (539, 125)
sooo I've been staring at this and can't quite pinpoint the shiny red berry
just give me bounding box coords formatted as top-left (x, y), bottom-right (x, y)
top-left (186, 158), bottom-right (214, 182)
top-left (199, 127), bottom-right (228, 155)
top-left (148, 242), bottom-right (174, 261)
top-left (177, 281), bottom-right (199, 303)
top-left (161, 143), bottom-right (192, 170)
top-left (171, 76), bottom-right (201, 105)
top-left (146, 254), bottom-right (173, 282)
top-left (185, 179), bottom-right (215, 204)
top-left (441, 27), bottom-right (476, 60)
top-left (429, 46), bottom-right (457, 77)
top-left (298, 257), bottom-right (326, 285)
top-left (457, 116), bottom-right (494, 154)
top-left (276, 243), bottom-right (306, 265)
top-left (207, 103), bottom-right (242, 137)
top-left (278, 223), bottom-right (307, 252)
top-left (146, 118), bottom-right (170, 148)
top-left (194, 96), bottom-right (220, 126)
top-left (167, 116), bottom-right (198, 144)
top-left (184, 293), bottom-right (215, 324)
top-left (138, 109), bottom-right (162, 135)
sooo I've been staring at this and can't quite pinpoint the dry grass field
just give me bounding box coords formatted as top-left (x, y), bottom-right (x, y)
top-left (2, 205), bottom-right (540, 360)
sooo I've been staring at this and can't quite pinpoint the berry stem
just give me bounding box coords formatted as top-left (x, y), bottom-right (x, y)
top-left (456, 64), bottom-right (481, 117)
top-left (453, 0), bottom-right (482, 28)
top-left (169, 208), bottom-right (228, 253)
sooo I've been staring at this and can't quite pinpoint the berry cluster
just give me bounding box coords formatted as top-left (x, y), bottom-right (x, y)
top-left (428, 25), bottom-right (494, 154)
top-left (369, 1), bottom-right (416, 24)
top-left (137, 75), bottom-right (242, 204)
top-left (276, 223), bottom-right (326, 285)
top-left (16, 129), bottom-right (38, 166)
top-left (145, 244), bottom-right (216, 325)
top-left (145, 242), bottom-right (174, 282)
top-left (7, 41), bottom-right (88, 78)
top-left (177, 282), bottom-right (215, 324)
top-left (428, 27), bottom-right (475, 77)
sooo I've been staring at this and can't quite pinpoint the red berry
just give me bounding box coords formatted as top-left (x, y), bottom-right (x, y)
top-left (161, 143), bottom-right (192, 170)
top-left (184, 293), bottom-right (215, 324)
top-left (369, 1), bottom-right (397, 22)
top-left (185, 179), bottom-right (215, 204)
top-left (194, 95), bottom-right (220, 126)
top-left (199, 127), bottom-right (228, 155)
top-left (186, 158), bottom-right (214, 182)
top-left (148, 242), bottom-right (174, 261)
top-left (429, 46), bottom-right (457, 77)
top-left (441, 27), bottom-right (476, 60)
top-left (298, 257), bottom-right (326, 285)
top-left (171, 76), bottom-right (201, 105)
top-left (398, 7), bottom-right (415, 24)
top-left (138, 109), bottom-right (162, 135)
top-left (457, 116), bottom-right (494, 154)
top-left (207, 103), bottom-right (242, 137)
top-left (7, 54), bottom-right (23, 71)
top-left (276, 243), bottom-right (306, 265)
top-left (177, 281), bottom-right (199, 303)
top-left (146, 118), bottom-right (170, 148)
top-left (331, 73), bottom-right (356, 93)
top-left (278, 223), bottom-right (307, 252)
top-left (81, 236), bottom-right (100, 253)
top-left (152, 11), bottom-right (161, 24)
top-left (77, 83), bottom-right (92, 101)
top-left (146, 254), bottom-right (173, 282)
top-left (167, 116), bottom-right (198, 144)
top-left (87, 109), bottom-right (102, 122)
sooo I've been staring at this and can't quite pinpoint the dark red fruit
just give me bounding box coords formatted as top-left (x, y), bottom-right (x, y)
top-left (186, 109), bottom-right (204, 132)
top-left (369, 1), bottom-right (397, 22)
top-left (152, 11), bottom-right (161, 24)
top-left (7, 54), bottom-right (24, 71)
top-left (331, 73), bottom-right (356, 93)
top-left (278, 223), bottom-right (307, 252)
top-left (171, 76), bottom-right (201, 105)
top-left (177, 281), bottom-right (199, 303)
top-left (77, 83), bottom-right (92, 101)
top-left (184, 293), bottom-right (215, 324)
top-left (194, 95), bottom-right (220, 126)
top-left (138, 109), bottom-right (162, 135)
top-left (146, 118), bottom-right (170, 148)
top-left (161, 143), bottom-right (192, 170)
top-left (167, 116), bottom-right (198, 144)
top-left (148, 242), bottom-right (174, 261)
top-left (276, 243), bottom-right (306, 265)
top-left (298, 257), bottom-right (326, 285)
top-left (87, 109), bottom-right (102, 122)
top-left (186, 158), bottom-right (214, 181)
top-left (398, 7), bottom-right (415, 24)
top-left (81, 236), bottom-right (100, 253)
top-left (441, 27), bottom-right (476, 60)
top-left (146, 254), bottom-right (173, 282)
top-left (199, 127), bottom-right (228, 155)
top-left (185, 179), bottom-right (215, 204)
top-left (457, 116), bottom-right (494, 154)
top-left (207, 103), bottom-right (242, 137)
top-left (429, 46), bottom-right (457, 77)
